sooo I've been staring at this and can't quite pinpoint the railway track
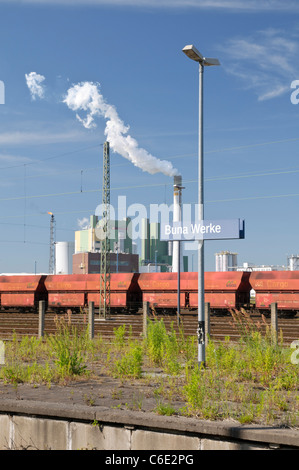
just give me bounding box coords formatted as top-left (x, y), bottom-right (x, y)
top-left (0, 310), bottom-right (298, 345)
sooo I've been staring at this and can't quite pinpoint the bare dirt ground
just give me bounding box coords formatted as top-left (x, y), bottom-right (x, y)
top-left (0, 367), bottom-right (185, 415)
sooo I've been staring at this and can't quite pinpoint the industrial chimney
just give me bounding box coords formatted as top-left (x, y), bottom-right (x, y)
top-left (172, 175), bottom-right (183, 273)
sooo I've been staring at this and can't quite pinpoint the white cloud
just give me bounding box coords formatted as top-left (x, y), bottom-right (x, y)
top-left (258, 85), bottom-right (290, 101)
top-left (219, 29), bottom-right (299, 100)
top-left (25, 72), bottom-right (46, 101)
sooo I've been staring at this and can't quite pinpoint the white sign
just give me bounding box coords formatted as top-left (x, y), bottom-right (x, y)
top-left (161, 219), bottom-right (245, 241)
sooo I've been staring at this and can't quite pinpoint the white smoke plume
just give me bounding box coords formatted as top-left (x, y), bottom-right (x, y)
top-left (63, 81), bottom-right (179, 177)
top-left (25, 72), bottom-right (46, 100)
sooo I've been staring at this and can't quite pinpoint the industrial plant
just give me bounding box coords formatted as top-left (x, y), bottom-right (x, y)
top-left (35, 143), bottom-right (298, 278)
top-left (51, 152), bottom-right (189, 276)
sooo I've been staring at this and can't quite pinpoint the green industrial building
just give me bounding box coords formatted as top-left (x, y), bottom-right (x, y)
top-left (75, 215), bottom-right (134, 254)
top-left (140, 218), bottom-right (188, 272)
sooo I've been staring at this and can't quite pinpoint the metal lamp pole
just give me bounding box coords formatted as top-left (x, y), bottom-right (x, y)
top-left (182, 45), bottom-right (220, 367)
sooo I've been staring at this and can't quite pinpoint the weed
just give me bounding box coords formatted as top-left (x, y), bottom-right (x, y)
top-left (83, 393), bottom-right (96, 406)
top-left (146, 319), bottom-right (167, 366)
top-left (113, 341), bottom-right (143, 379)
top-left (238, 409), bottom-right (255, 424)
top-left (113, 325), bottom-right (127, 349)
top-left (111, 388), bottom-right (123, 399)
top-left (163, 323), bottom-right (181, 375)
top-left (155, 401), bottom-right (177, 416)
top-left (183, 365), bottom-right (206, 411)
top-left (0, 361), bottom-right (55, 386)
top-left (47, 319), bottom-right (88, 377)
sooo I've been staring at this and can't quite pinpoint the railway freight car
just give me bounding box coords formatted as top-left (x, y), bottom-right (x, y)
top-left (44, 273), bottom-right (141, 313)
top-left (137, 272), bottom-right (186, 314)
top-left (250, 271), bottom-right (299, 317)
top-left (45, 274), bottom-right (87, 312)
top-left (137, 271), bottom-right (252, 314)
top-left (188, 271), bottom-right (252, 313)
top-left (0, 275), bottom-right (47, 312)
top-left (84, 273), bottom-right (141, 314)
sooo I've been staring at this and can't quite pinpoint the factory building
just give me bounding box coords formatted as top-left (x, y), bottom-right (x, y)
top-left (140, 219), bottom-right (172, 272)
top-left (72, 251), bottom-right (138, 274)
top-left (75, 215), bottom-right (133, 254)
top-left (73, 214), bottom-right (138, 274)
top-left (140, 218), bottom-right (188, 272)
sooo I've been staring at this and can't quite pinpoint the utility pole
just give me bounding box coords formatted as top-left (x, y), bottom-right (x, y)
top-left (99, 142), bottom-right (111, 318)
top-left (48, 212), bottom-right (56, 274)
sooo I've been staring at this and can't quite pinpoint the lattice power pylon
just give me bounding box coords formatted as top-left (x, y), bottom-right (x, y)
top-left (99, 142), bottom-right (111, 318)
top-left (48, 212), bottom-right (56, 274)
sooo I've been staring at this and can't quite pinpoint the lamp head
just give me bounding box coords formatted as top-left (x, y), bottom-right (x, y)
top-left (182, 45), bottom-right (220, 66)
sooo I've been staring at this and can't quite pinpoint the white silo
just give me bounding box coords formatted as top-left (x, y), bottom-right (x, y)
top-left (215, 251), bottom-right (238, 271)
top-left (222, 252), bottom-right (229, 271)
top-left (55, 241), bottom-right (75, 275)
top-left (288, 255), bottom-right (299, 271)
top-left (231, 253), bottom-right (238, 271)
top-left (215, 253), bottom-right (222, 272)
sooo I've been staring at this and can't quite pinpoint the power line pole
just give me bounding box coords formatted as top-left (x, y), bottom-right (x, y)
top-left (99, 142), bottom-right (111, 318)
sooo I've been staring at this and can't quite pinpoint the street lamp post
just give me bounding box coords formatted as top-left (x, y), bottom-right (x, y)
top-left (182, 45), bottom-right (220, 367)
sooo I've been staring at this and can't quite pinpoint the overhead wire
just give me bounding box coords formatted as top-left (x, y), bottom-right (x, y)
top-left (0, 143), bottom-right (102, 171)
top-left (1, 166), bottom-right (299, 204)
top-left (1, 135), bottom-right (299, 248)
top-left (1, 134), bottom-right (299, 178)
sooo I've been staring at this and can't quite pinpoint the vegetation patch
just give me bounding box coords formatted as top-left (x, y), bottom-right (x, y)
top-left (0, 312), bottom-right (298, 427)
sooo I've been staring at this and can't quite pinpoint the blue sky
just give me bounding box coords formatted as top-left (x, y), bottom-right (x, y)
top-left (1, 0), bottom-right (299, 273)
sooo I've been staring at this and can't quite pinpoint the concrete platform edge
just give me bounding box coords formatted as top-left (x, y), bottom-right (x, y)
top-left (0, 398), bottom-right (298, 449)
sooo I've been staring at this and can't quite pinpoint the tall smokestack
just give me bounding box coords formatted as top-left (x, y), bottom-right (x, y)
top-left (172, 175), bottom-right (183, 273)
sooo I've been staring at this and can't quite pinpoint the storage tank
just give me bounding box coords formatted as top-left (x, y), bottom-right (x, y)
top-left (215, 251), bottom-right (238, 271)
top-left (215, 253), bottom-right (222, 272)
top-left (288, 255), bottom-right (299, 271)
top-left (55, 241), bottom-right (75, 275)
top-left (231, 253), bottom-right (238, 271)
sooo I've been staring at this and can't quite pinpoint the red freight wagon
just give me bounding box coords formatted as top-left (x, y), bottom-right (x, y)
top-left (0, 275), bottom-right (47, 311)
top-left (250, 271), bottom-right (299, 317)
top-left (137, 273), bottom-right (185, 313)
top-left (45, 273), bottom-right (141, 313)
top-left (85, 273), bottom-right (141, 313)
top-left (188, 272), bottom-right (251, 312)
top-left (137, 272), bottom-right (251, 313)
top-left (45, 274), bottom-right (88, 310)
